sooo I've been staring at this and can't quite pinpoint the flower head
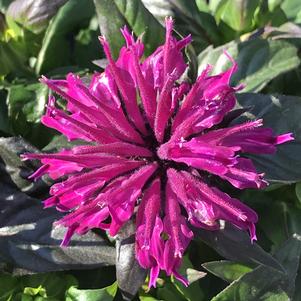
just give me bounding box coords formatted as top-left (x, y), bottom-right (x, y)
top-left (23, 17), bottom-right (293, 287)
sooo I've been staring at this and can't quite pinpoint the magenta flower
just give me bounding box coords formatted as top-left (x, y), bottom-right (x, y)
top-left (23, 18), bottom-right (293, 287)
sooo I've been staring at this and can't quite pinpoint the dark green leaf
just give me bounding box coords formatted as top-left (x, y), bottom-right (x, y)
top-left (7, 0), bottom-right (68, 34)
top-left (93, 0), bottom-right (127, 59)
top-left (5, 82), bottom-right (56, 148)
top-left (196, 223), bottom-right (285, 272)
top-left (296, 182), bottom-right (301, 203)
top-left (0, 137), bottom-right (115, 274)
top-left (0, 0), bottom-right (13, 13)
top-left (210, 235), bottom-right (301, 300)
top-left (0, 89), bottom-right (13, 135)
top-left (7, 83), bottom-right (48, 123)
top-left (0, 137), bottom-right (43, 192)
top-left (168, 0), bottom-right (220, 45)
top-left (73, 16), bottom-right (102, 70)
top-left (21, 273), bottom-right (77, 299)
top-left (185, 41), bottom-right (198, 82)
top-left (235, 93), bottom-right (301, 183)
top-left (42, 135), bottom-right (87, 153)
top-left (142, 0), bottom-right (221, 51)
top-left (35, 0), bottom-right (95, 74)
top-left (241, 187), bottom-right (301, 249)
top-left (116, 221), bottom-right (147, 300)
top-left (0, 273), bottom-right (20, 300)
top-left (0, 184), bottom-right (116, 274)
top-left (94, 0), bottom-right (165, 58)
top-left (66, 282), bottom-right (117, 301)
top-left (114, 0), bottom-right (165, 56)
top-left (0, 181), bottom-right (116, 274)
top-left (139, 294), bottom-right (163, 301)
top-left (171, 256), bottom-right (206, 301)
top-left (0, 38), bottom-right (28, 77)
top-left (202, 261), bottom-right (252, 283)
top-left (157, 282), bottom-right (186, 301)
top-left (198, 39), bottom-right (300, 92)
top-left (210, 266), bottom-right (289, 301)
top-left (274, 235), bottom-right (301, 297)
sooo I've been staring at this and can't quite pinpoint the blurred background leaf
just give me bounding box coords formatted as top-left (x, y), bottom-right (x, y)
top-left (35, 0), bottom-right (95, 75)
top-left (7, 0), bottom-right (68, 34)
top-left (94, 0), bottom-right (165, 58)
top-left (198, 39), bottom-right (300, 92)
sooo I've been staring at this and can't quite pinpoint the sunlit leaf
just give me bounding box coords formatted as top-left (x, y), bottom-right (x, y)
top-left (66, 282), bottom-right (117, 301)
top-left (198, 39), bottom-right (300, 92)
top-left (202, 261), bottom-right (252, 283)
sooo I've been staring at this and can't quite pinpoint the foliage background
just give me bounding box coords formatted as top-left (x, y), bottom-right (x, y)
top-left (1, 0), bottom-right (301, 300)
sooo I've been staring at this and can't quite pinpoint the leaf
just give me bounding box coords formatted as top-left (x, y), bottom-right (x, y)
top-left (139, 294), bottom-right (163, 301)
top-left (171, 256), bottom-right (206, 301)
top-left (21, 273), bottom-right (77, 299)
top-left (141, 0), bottom-right (173, 23)
top-left (202, 261), bottom-right (252, 283)
top-left (0, 38), bottom-right (28, 77)
top-left (0, 137), bottom-right (44, 192)
top-left (42, 135), bottom-right (87, 153)
top-left (195, 223), bottom-right (285, 272)
top-left (115, 221), bottom-right (147, 300)
top-left (0, 0), bottom-right (13, 13)
top-left (142, 0), bottom-right (221, 51)
top-left (195, 0), bottom-right (210, 13)
top-left (264, 22), bottom-right (301, 40)
top-left (157, 282), bottom-right (185, 301)
top-left (7, 83), bottom-right (48, 123)
top-left (65, 282), bottom-right (117, 301)
top-left (214, 0), bottom-right (260, 32)
top-left (168, 0), bottom-right (221, 45)
top-left (0, 184), bottom-right (116, 274)
top-left (35, 0), bottom-right (95, 74)
top-left (73, 16), bottom-right (102, 70)
top-left (94, 0), bottom-right (165, 58)
top-left (198, 38), bottom-right (300, 92)
top-left (234, 93), bottom-right (301, 183)
top-left (0, 273), bottom-right (20, 300)
top-left (281, 0), bottom-right (301, 24)
top-left (5, 83), bottom-right (56, 148)
top-left (210, 266), bottom-right (289, 301)
top-left (210, 235), bottom-right (301, 300)
top-left (296, 182), bottom-right (301, 203)
top-left (7, 0), bottom-right (68, 34)
top-left (23, 286), bottom-right (46, 297)
top-left (186, 268), bottom-right (207, 285)
top-left (0, 137), bottom-right (116, 274)
top-left (0, 89), bottom-right (13, 135)
top-left (268, 0), bottom-right (282, 12)
top-left (274, 235), bottom-right (301, 297)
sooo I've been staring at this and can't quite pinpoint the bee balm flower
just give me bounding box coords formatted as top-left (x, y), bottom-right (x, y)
top-left (23, 17), bottom-right (293, 287)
